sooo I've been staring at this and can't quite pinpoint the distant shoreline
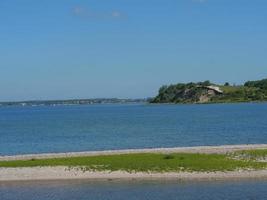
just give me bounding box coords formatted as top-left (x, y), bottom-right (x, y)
top-left (1, 101), bottom-right (267, 108)
top-left (0, 98), bottom-right (148, 107)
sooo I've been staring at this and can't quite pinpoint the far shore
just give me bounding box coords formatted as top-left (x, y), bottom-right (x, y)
top-left (1, 144), bottom-right (267, 182)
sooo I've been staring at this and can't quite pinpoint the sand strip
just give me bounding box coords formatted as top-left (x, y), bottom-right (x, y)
top-left (1, 144), bottom-right (267, 161)
top-left (1, 167), bottom-right (267, 182)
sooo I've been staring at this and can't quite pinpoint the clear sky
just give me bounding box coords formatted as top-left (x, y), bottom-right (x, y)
top-left (1, 0), bottom-right (267, 101)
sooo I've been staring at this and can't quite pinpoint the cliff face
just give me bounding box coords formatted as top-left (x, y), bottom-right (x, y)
top-left (150, 82), bottom-right (222, 104)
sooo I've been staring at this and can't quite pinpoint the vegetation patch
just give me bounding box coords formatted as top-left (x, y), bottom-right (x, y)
top-left (0, 152), bottom-right (267, 172)
top-left (163, 154), bottom-right (175, 160)
top-left (232, 149), bottom-right (267, 161)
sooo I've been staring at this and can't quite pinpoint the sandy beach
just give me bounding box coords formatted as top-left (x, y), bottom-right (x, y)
top-left (1, 144), bottom-right (267, 182)
top-left (1, 167), bottom-right (267, 182)
top-left (1, 144), bottom-right (267, 161)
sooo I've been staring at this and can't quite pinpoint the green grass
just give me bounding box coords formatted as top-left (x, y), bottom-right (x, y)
top-left (0, 153), bottom-right (266, 172)
top-left (212, 85), bottom-right (267, 103)
top-left (220, 85), bottom-right (245, 93)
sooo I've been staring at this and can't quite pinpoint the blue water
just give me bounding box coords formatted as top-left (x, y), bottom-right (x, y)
top-left (1, 180), bottom-right (267, 200)
top-left (0, 103), bottom-right (267, 155)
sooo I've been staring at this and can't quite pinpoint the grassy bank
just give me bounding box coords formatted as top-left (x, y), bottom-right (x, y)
top-left (0, 151), bottom-right (267, 172)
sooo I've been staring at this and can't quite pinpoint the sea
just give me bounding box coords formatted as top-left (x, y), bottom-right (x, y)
top-left (1, 179), bottom-right (267, 200)
top-left (0, 103), bottom-right (267, 199)
top-left (0, 103), bottom-right (267, 156)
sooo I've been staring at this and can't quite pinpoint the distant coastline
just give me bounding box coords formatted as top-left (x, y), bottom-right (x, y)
top-left (1, 78), bottom-right (267, 107)
top-left (0, 98), bottom-right (148, 107)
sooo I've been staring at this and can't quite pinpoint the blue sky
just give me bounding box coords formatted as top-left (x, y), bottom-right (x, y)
top-left (0, 0), bottom-right (267, 101)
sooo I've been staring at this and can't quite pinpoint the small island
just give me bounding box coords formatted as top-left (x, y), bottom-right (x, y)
top-left (1, 145), bottom-right (267, 181)
top-left (150, 78), bottom-right (267, 104)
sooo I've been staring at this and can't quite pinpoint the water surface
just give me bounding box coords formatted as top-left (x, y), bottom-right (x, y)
top-left (0, 103), bottom-right (267, 155)
top-left (1, 180), bottom-right (267, 200)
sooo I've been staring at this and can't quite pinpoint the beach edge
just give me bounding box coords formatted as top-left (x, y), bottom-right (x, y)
top-left (1, 144), bottom-right (267, 161)
top-left (1, 167), bottom-right (267, 182)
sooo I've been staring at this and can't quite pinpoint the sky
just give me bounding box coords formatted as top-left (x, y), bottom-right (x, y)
top-left (0, 0), bottom-right (267, 101)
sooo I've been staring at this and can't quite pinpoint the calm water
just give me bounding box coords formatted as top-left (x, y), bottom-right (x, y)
top-left (1, 180), bottom-right (267, 200)
top-left (0, 103), bottom-right (267, 155)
